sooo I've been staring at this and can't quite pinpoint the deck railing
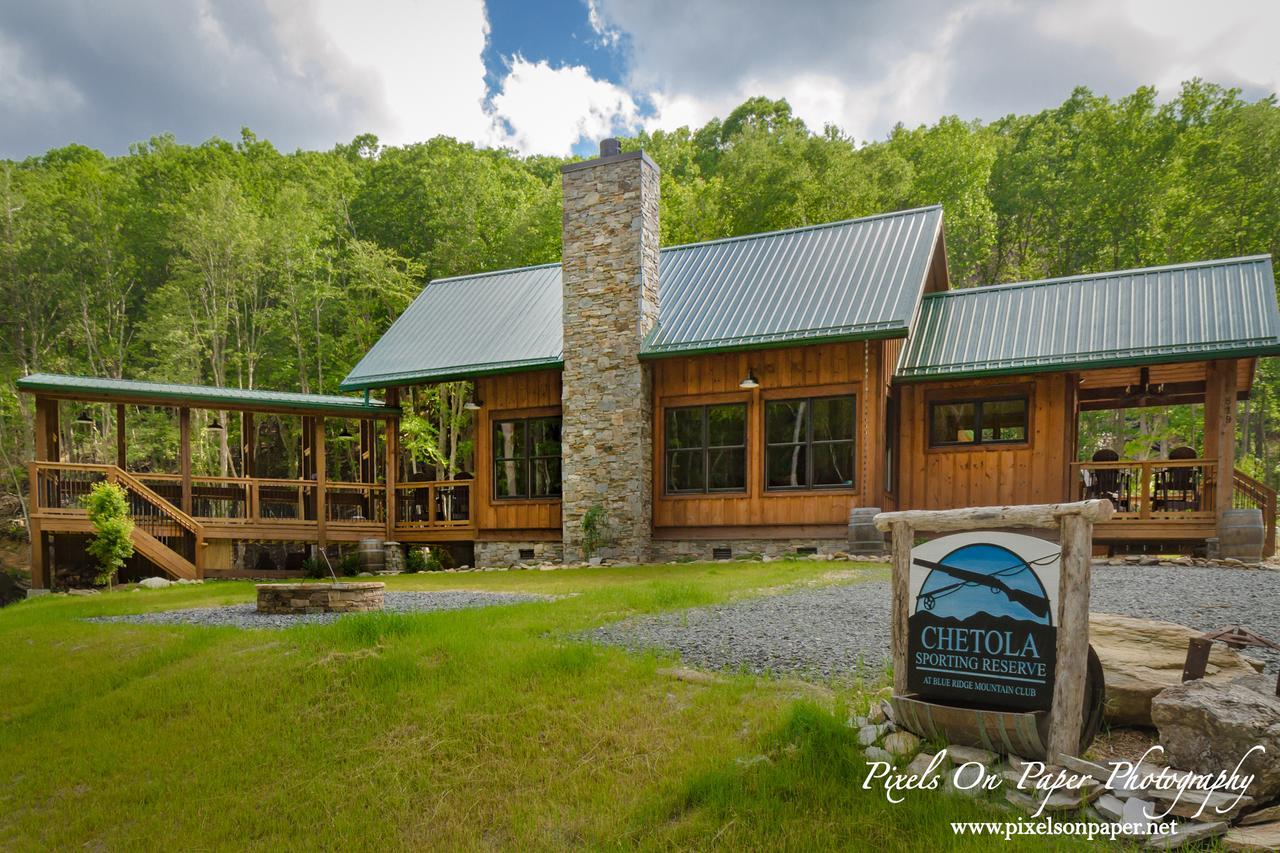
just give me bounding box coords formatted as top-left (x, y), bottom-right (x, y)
top-left (30, 462), bottom-right (471, 534)
top-left (1070, 458), bottom-right (1218, 520)
top-left (1233, 469), bottom-right (1278, 556)
top-left (392, 480), bottom-right (473, 529)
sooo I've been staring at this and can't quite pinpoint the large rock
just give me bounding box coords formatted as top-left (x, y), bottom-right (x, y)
top-left (1151, 674), bottom-right (1280, 802)
top-left (1089, 612), bottom-right (1258, 726)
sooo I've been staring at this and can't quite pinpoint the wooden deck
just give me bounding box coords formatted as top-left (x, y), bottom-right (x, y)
top-left (29, 461), bottom-right (477, 583)
top-left (1071, 458), bottom-right (1276, 554)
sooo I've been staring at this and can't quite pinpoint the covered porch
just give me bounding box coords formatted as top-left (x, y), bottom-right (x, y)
top-left (19, 374), bottom-right (476, 587)
top-left (1071, 360), bottom-right (1276, 556)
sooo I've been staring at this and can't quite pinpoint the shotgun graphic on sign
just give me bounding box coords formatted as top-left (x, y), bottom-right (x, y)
top-left (907, 532), bottom-right (1061, 712)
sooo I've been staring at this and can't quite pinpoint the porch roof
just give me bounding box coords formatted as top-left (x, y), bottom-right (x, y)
top-left (15, 373), bottom-right (396, 417)
top-left (339, 206), bottom-right (944, 389)
top-left (896, 255), bottom-right (1280, 381)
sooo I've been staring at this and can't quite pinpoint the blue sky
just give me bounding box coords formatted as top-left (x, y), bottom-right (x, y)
top-left (1, 0), bottom-right (1277, 158)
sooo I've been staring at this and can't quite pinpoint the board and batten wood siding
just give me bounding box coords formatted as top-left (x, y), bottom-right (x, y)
top-left (893, 373), bottom-right (1076, 511)
top-left (473, 369), bottom-right (562, 537)
top-left (650, 340), bottom-right (893, 535)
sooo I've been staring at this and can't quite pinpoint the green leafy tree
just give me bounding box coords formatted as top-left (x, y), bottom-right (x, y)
top-left (83, 481), bottom-right (134, 588)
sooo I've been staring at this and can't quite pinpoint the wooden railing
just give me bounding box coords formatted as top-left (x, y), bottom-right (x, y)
top-left (30, 462), bottom-right (201, 569)
top-left (392, 480), bottom-right (473, 529)
top-left (31, 462), bottom-right (472, 535)
top-left (326, 482), bottom-right (386, 524)
top-left (1070, 459), bottom-right (1218, 520)
top-left (1233, 469), bottom-right (1278, 557)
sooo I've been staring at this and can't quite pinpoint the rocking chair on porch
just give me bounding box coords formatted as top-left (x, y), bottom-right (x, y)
top-left (1082, 448), bottom-right (1130, 511)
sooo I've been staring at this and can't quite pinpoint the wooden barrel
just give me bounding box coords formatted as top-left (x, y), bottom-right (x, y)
top-left (1220, 509), bottom-right (1264, 562)
top-left (357, 538), bottom-right (385, 574)
top-left (889, 647), bottom-right (1105, 760)
top-left (848, 507), bottom-right (887, 555)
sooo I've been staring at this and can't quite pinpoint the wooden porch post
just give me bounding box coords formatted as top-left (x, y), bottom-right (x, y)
top-left (1208, 359), bottom-right (1239, 534)
top-left (385, 388), bottom-right (399, 538)
top-left (115, 403), bottom-right (127, 469)
top-left (315, 416), bottom-right (327, 549)
top-left (241, 411), bottom-right (255, 520)
top-left (30, 397), bottom-right (56, 589)
top-left (179, 407), bottom-right (192, 515)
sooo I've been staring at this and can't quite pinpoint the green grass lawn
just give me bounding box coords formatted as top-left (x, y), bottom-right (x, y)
top-left (0, 562), bottom-right (1097, 850)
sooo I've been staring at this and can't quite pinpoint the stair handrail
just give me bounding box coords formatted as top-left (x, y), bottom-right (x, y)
top-left (108, 466), bottom-right (203, 537)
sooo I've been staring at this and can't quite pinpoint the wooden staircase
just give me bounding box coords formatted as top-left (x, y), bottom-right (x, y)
top-left (30, 462), bottom-right (204, 581)
top-left (109, 467), bottom-right (203, 580)
top-left (1233, 468), bottom-right (1278, 558)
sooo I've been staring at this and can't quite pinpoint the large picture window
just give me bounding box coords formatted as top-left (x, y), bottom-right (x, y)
top-left (492, 416), bottom-right (562, 499)
top-left (765, 395), bottom-right (856, 490)
top-left (664, 404), bottom-right (747, 494)
top-left (928, 396), bottom-right (1028, 447)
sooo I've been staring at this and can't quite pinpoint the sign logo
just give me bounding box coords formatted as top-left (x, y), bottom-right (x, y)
top-left (907, 532), bottom-right (1060, 711)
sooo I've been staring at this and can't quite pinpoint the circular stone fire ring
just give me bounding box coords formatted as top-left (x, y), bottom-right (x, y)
top-left (256, 582), bottom-right (385, 615)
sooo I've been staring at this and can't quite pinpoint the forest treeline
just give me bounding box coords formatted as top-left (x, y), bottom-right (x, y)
top-left (2, 80), bottom-right (1279, 516)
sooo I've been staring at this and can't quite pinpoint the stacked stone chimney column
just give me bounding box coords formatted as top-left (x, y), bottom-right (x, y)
top-left (559, 142), bottom-right (660, 563)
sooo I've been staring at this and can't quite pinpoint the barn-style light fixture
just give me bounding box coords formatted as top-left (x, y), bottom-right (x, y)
top-left (74, 409), bottom-right (95, 426)
top-left (207, 417), bottom-right (224, 431)
top-left (463, 395), bottom-right (483, 411)
top-left (336, 425), bottom-right (356, 441)
top-left (738, 369), bottom-right (759, 390)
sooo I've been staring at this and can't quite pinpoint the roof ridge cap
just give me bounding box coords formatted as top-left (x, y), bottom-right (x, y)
top-left (429, 261), bottom-right (562, 285)
top-left (925, 254), bottom-right (1273, 299)
top-left (659, 205), bottom-right (943, 254)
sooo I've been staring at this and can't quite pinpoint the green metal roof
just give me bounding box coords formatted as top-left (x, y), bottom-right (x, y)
top-left (340, 206), bottom-right (943, 389)
top-left (16, 373), bottom-right (395, 416)
top-left (341, 264), bottom-right (564, 389)
top-left (642, 206), bottom-right (943, 356)
top-left (896, 256), bottom-right (1280, 381)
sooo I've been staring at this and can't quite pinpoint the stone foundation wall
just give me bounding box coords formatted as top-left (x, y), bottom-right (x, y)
top-left (475, 541), bottom-right (565, 567)
top-left (649, 539), bottom-right (855, 562)
top-left (256, 582), bottom-right (384, 614)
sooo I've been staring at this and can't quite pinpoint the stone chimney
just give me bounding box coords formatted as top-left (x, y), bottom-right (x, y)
top-left (560, 138), bottom-right (660, 562)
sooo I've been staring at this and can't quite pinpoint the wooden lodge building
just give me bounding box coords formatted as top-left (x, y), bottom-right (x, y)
top-left (19, 139), bottom-right (1280, 585)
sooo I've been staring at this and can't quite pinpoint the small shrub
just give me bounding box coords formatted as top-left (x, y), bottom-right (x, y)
top-left (301, 557), bottom-right (325, 579)
top-left (405, 548), bottom-right (428, 574)
top-left (83, 481), bottom-right (134, 588)
top-left (337, 552), bottom-right (360, 577)
top-left (581, 504), bottom-right (609, 559)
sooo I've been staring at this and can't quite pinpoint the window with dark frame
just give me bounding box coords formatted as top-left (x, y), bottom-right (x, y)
top-left (765, 395), bottom-right (856, 490)
top-left (492, 416), bottom-right (562, 499)
top-left (928, 396), bottom-right (1028, 447)
top-left (664, 403), bottom-right (747, 494)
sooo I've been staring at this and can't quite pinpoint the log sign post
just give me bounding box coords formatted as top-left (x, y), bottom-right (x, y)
top-left (874, 500), bottom-right (1112, 760)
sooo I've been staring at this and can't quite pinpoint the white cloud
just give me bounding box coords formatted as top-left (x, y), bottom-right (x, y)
top-left (488, 56), bottom-right (640, 155)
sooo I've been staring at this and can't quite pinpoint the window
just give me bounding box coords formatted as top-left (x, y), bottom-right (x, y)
top-left (492, 416), bottom-right (561, 499)
top-left (665, 404), bottom-right (747, 494)
top-left (929, 396), bottom-right (1028, 447)
top-left (765, 395), bottom-right (856, 490)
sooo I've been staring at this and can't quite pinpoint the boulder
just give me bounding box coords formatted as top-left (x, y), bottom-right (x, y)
top-left (883, 731), bottom-right (921, 757)
top-left (1224, 822), bottom-right (1280, 851)
top-left (137, 577), bottom-right (171, 589)
top-left (1152, 674), bottom-right (1280, 802)
top-left (1089, 612), bottom-right (1258, 726)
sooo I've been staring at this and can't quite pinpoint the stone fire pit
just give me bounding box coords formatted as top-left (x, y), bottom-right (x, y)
top-left (256, 582), bottom-right (385, 615)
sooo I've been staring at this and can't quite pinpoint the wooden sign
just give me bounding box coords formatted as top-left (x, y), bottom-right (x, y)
top-left (907, 532), bottom-right (1060, 711)
top-left (875, 500), bottom-right (1112, 760)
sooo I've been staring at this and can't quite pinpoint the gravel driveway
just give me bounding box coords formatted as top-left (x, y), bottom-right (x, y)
top-left (586, 564), bottom-right (1280, 679)
top-left (87, 590), bottom-right (549, 630)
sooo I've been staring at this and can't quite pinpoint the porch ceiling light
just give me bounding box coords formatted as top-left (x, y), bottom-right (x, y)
top-left (738, 369), bottom-right (759, 390)
top-left (207, 417), bottom-right (224, 431)
top-left (463, 397), bottom-right (483, 411)
top-left (336, 425), bottom-right (356, 441)
top-left (74, 409), bottom-right (95, 425)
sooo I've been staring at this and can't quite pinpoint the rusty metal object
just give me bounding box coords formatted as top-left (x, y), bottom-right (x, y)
top-left (1182, 625), bottom-right (1280, 696)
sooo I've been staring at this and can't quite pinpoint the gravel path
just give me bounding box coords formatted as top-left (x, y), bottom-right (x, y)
top-left (586, 565), bottom-right (1280, 679)
top-left (87, 590), bottom-right (550, 630)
